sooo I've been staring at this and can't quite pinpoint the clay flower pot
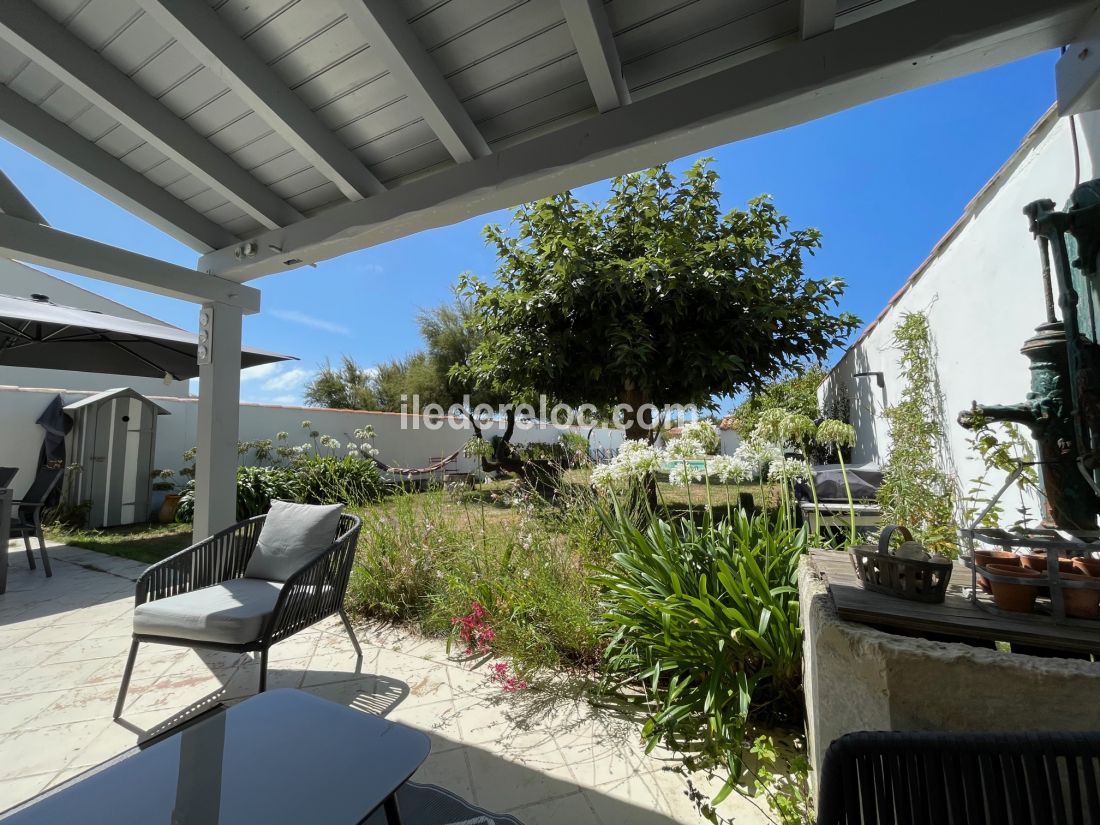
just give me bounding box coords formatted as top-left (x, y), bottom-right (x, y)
top-left (985, 563), bottom-right (1041, 613)
top-left (1072, 557), bottom-right (1100, 578)
top-left (1020, 553), bottom-right (1075, 575)
top-left (974, 550), bottom-right (1020, 593)
top-left (1060, 572), bottom-right (1100, 619)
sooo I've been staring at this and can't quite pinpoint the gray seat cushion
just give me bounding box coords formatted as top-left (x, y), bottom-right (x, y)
top-left (244, 500), bottom-right (344, 582)
top-left (133, 579), bottom-right (284, 645)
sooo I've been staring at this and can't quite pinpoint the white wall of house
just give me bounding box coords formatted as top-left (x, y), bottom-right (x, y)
top-left (821, 107), bottom-right (1100, 527)
top-left (0, 385), bottom-right (625, 512)
top-left (0, 261), bottom-right (191, 398)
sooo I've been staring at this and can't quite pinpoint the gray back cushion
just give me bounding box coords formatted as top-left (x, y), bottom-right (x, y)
top-left (245, 500), bottom-right (344, 582)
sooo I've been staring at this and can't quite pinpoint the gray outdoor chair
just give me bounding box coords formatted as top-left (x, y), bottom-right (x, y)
top-left (10, 466), bottom-right (62, 578)
top-left (114, 502), bottom-right (363, 719)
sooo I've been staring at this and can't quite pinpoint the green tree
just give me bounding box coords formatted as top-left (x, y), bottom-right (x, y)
top-left (458, 160), bottom-right (858, 441)
top-left (304, 355), bottom-right (380, 410)
top-left (726, 365), bottom-right (827, 437)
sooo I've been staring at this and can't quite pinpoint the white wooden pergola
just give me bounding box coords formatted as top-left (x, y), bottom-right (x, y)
top-left (0, 0), bottom-right (1097, 538)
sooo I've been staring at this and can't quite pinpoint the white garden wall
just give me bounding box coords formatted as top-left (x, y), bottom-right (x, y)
top-left (821, 106), bottom-right (1100, 526)
top-left (0, 384), bottom-right (626, 509)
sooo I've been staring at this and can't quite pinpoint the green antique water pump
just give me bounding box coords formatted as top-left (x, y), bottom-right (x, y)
top-left (958, 182), bottom-right (1100, 532)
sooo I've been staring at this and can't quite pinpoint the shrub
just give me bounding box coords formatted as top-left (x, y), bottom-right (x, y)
top-left (592, 504), bottom-right (806, 800)
top-left (293, 453), bottom-right (385, 507)
top-left (175, 464), bottom-right (301, 523)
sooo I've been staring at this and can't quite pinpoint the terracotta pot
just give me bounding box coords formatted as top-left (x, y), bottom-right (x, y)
top-left (985, 563), bottom-right (1041, 613)
top-left (1020, 552), bottom-right (1075, 575)
top-left (1072, 557), bottom-right (1100, 577)
top-left (158, 494), bottom-right (181, 524)
top-left (974, 550), bottom-right (1020, 593)
top-left (1060, 572), bottom-right (1100, 619)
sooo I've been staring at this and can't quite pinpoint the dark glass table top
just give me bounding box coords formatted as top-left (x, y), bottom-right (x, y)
top-left (1, 689), bottom-right (431, 825)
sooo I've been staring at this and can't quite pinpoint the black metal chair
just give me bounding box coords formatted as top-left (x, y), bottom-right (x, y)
top-left (114, 512), bottom-right (363, 719)
top-left (10, 466), bottom-right (62, 577)
top-left (817, 730), bottom-right (1100, 825)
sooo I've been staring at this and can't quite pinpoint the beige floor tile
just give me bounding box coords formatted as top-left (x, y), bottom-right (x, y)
top-left (387, 696), bottom-right (464, 740)
top-left (0, 691), bottom-right (66, 732)
top-left (13, 622), bottom-right (96, 647)
top-left (514, 790), bottom-right (601, 825)
top-left (464, 744), bottom-right (583, 812)
top-left (584, 782), bottom-right (688, 825)
top-left (0, 772), bottom-right (55, 813)
top-left (41, 635), bottom-right (134, 666)
top-left (410, 747), bottom-right (475, 800)
top-left (0, 719), bottom-right (111, 780)
top-left (0, 642), bottom-right (68, 674)
top-left (1, 658), bottom-right (114, 699)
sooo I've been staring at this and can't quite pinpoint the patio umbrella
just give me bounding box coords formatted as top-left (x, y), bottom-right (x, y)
top-left (0, 294), bottom-right (293, 380)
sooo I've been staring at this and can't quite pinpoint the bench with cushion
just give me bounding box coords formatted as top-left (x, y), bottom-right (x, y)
top-left (115, 501), bottom-right (362, 719)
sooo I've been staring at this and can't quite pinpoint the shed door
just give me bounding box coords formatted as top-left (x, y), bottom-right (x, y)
top-left (88, 397), bottom-right (156, 527)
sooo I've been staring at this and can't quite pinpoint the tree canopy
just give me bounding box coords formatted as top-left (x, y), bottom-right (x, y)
top-left (457, 160), bottom-right (859, 439)
top-left (725, 364), bottom-right (828, 437)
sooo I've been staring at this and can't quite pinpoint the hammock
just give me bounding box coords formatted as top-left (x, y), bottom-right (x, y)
top-left (375, 449), bottom-right (461, 478)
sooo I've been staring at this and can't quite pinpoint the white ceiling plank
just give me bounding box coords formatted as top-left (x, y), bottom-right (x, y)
top-left (138, 0), bottom-right (385, 201)
top-left (202, 0), bottom-right (1093, 281)
top-left (337, 0), bottom-right (490, 163)
top-left (0, 169), bottom-right (46, 225)
top-left (801, 0), bottom-right (838, 39)
top-left (0, 83), bottom-right (236, 252)
top-left (1057, 6), bottom-right (1100, 114)
top-left (0, 213), bottom-right (259, 312)
top-left (561, 0), bottom-right (630, 113)
top-left (0, 0), bottom-right (302, 230)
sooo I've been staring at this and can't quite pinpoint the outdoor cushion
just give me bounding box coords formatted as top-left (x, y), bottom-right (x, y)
top-left (133, 579), bottom-right (283, 645)
top-left (244, 500), bottom-right (344, 582)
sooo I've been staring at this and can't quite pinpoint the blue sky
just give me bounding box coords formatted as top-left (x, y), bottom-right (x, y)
top-left (0, 50), bottom-right (1060, 409)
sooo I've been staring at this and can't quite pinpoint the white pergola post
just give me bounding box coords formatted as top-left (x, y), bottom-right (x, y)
top-left (193, 301), bottom-right (243, 539)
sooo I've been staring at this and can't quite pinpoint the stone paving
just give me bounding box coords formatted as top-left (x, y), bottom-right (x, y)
top-left (0, 540), bottom-right (769, 824)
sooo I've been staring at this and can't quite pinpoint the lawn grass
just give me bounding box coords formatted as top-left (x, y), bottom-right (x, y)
top-left (45, 521), bottom-right (192, 565)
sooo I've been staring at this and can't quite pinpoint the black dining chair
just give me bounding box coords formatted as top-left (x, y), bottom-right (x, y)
top-left (10, 466), bottom-right (63, 578)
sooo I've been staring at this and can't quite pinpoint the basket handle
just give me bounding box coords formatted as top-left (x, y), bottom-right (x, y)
top-left (878, 525), bottom-right (914, 556)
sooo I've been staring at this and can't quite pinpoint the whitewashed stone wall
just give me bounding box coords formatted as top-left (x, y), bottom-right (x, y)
top-left (821, 108), bottom-right (1100, 527)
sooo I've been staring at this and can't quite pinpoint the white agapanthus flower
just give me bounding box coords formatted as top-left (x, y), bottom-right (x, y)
top-left (679, 420), bottom-right (721, 453)
top-left (706, 454), bottom-right (752, 484)
top-left (319, 435), bottom-right (341, 450)
top-left (767, 456), bottom-right (810, 484)
top-left (666, 435), bottom-right (704, 459)
top-left (667, 460), bottom-right (704, 487)
top-left (591, 440), bottom-right (663, 491)
top-left (733, 439), bottom-right (781, 480)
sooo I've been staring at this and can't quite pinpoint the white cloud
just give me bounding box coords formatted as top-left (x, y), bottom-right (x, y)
top-left (269, 309), bottom-right (351, 336)
top-left (262, 367), bottom-right (312, 392)
top-left (240, 362), bottom-right (284, 382)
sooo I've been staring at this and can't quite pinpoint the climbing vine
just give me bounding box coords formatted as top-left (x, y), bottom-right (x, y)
top-left (876, 312), bottom-right (959, 555)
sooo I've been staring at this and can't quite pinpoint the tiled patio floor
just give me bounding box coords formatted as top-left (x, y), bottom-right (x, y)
top-left (0, 540), bottom-right (769, 824)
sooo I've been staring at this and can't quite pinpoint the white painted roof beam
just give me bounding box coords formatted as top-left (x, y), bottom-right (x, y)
top-left (201, 0), bottom-right (1095, 281)
top-left (0, 169), bottom-right (45, 225)
top-left (561, 0), bottom-right (630, 113)
top-left (138, 0), bottom-right (385, 201)
top-left (0, 213), bottom-right (259, 313)
top-left (0, 83), bottom-right (236, 252)
top-left (0, 0), bottom-right (302, 230)
top-left (1058, 6), bottom-right (1100, 114)
top-left (800, 0), bottom-right (838, 39)
top-left (337, 0), bottom-right (490, 163)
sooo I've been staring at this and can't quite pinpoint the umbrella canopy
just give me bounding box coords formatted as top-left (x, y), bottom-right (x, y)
top-left (0, 294), bottom-right (293, 380)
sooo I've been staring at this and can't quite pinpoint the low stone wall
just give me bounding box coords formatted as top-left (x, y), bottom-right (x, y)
top-left (800, 557), bottom-right (1100, 780)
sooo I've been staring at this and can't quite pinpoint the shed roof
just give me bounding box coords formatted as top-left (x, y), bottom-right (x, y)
top-left (63, 386), bottom-right (171, 415)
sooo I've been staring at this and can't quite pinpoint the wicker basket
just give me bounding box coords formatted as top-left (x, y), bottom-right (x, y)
top-left (849, 525), bottom-right (953, 604)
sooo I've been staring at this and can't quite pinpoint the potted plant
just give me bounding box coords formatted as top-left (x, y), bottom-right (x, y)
top-left (152, 469), bottom-right (182, 524)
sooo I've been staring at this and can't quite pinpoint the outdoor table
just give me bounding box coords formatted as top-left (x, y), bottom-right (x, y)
top-left (0, 689), bottom-right (431, 825)
top-left (0, 487), bottom-right (11, 595)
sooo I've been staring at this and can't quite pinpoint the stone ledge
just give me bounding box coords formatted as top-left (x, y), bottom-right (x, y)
top-left (799, 556), bottom-right (1100, 779)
